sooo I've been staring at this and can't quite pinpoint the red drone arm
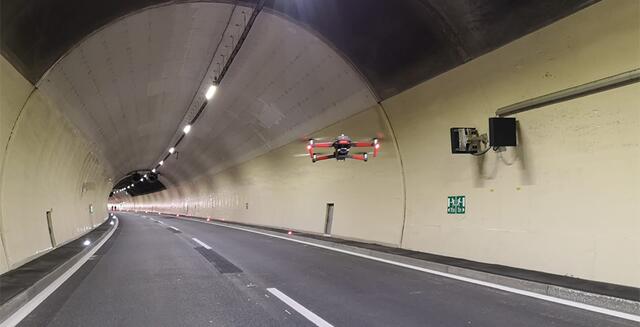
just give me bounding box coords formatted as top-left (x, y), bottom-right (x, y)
top-left (312, 154), bottom-right (335, 162)
top-left (349, 154), bottom-right (368, 162)
top-left (307, 140), bottom-right (333, 156)
top-left (351, 139), bottom-right (380, 157)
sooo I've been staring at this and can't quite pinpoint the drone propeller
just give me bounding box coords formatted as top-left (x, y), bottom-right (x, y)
top-left (293, 152), bottom-right (333, 157)
top-left (299, 136), bottom-right (333, 142)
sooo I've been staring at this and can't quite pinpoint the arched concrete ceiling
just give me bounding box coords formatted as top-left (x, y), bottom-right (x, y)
top-left (2, 0), bottom-right (600, 193)
top-left (3, 0), bottom-right (598, 99)
top-left (38, 3), bottom-right (242, 182)
top-left (38, 2), bottom-right (376, 188)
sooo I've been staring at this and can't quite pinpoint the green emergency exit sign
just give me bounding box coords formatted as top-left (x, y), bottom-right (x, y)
top-left (447, 196), bottom-right (465, 214)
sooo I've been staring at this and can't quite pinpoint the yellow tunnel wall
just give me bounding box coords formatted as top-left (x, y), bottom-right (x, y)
top-left (382, 0), bottom-right (639, 287)
top-left (0, 56), bottom-right (113, 273)
top-left (128, 105), bottom-right (406, 246)
top-left (129, 0), bottom-right (639, 287)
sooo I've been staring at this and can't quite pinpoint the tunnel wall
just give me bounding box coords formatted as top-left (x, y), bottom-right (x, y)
top-left (0, 56), bottom-right (112, 273)
top-left (381, 0), bottom-right (639, 287)
top-left (129, 106), bottom-right (406, 246)
top-left (129, 0), bottom-right (639, 287)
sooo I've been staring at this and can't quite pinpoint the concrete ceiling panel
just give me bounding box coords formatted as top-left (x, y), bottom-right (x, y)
top-left (39, 3), bottom-right (236, 180)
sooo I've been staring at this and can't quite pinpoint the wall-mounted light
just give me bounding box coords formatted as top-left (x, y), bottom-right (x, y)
top-left (169, 147), bottom-right (175, 154)
top-left (205, 84), bottom-right (217, 100)
top-left (140, 178), bottom-right (144, 182)
top-left (183, 125), bottom-right (192, 134)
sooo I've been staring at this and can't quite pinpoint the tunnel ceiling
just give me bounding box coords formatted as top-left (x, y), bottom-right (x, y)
top-left (2, 0), bottom-right (599, 191)
top-left (35, 2), bottom-right (376, 188)
top-left (2, 0), bottom-right (598, 99)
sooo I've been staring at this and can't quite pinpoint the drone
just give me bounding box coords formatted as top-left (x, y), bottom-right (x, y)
top-left (306, 134), bottom-right (380, 162)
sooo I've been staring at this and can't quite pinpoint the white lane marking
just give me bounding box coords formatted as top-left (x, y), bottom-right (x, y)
top-left (267, 288), bottom-right (334, 327)
top-left (192, 238), bottom-right (212, 250)
top-left (0, 218), bottom-right (119, 327)
top-left (168, 226), bottom-right (180, 232)
top-left (170, 215), bottom-right (640, 322)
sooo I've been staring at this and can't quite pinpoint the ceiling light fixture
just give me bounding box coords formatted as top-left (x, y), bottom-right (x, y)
top-left (169, 147), bottom-right (175, 154)
top-left (159, 161), bottom-right (164, 166)
top-left (183, 125), bottom-right (192, 134)
top-left (205, 84), bottom-right (217, 100)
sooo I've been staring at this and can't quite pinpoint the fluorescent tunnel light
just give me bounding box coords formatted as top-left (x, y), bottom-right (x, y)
top-left (205, 84), bottom-right (217, 100)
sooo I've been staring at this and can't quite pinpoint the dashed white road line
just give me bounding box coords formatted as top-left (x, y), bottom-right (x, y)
top-left (168, 226), bottom-right (180, 232)
top-left (267, 288), bottom-right (334, 327)
top-left (167, 214), bottom-right (640, 322)
top-left (192, 238), bottom-right (212, 250)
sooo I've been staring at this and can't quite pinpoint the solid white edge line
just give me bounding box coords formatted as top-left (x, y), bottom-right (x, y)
top-left (192, 238), bottom-right (212, 250)
top-left (168, 215), bottom-right (640, 322)
top-left (267, 288), bottom-right (333, 327)
top-left (0, 217), bottom-right (119, 327)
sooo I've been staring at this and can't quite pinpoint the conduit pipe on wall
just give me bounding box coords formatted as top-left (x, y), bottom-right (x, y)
top-left (495, 68), bottom-right (640, 117)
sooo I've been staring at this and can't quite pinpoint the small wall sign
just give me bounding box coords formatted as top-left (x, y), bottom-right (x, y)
top-left (447, 196), bottom-right (465, 214)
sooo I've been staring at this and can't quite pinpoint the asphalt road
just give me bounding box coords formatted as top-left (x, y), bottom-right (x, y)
top-left (20, 212), bottom-right (636, 327)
